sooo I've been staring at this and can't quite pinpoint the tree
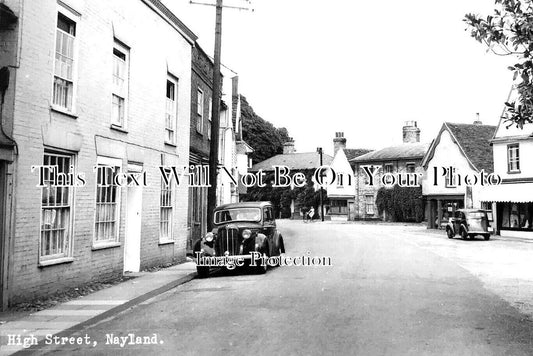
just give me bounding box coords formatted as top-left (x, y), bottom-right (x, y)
top-left (465, 0), bottom-right (533, 128)
top-left (240, 95), bottom-right (290, 162)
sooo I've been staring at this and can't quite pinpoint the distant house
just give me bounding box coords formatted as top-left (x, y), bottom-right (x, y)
top-left (250, 140), bottom-right (333, 218)
top-left (217, 69), bottom-right (253, 206)
top-left (326, 132), bottom-right (372, 221)
top-left (421, 120), bottom-right (496, 229)
top-left (350, 121), bottom-right (429, 220)
top-left (477, 91), bottom-right (533, 239)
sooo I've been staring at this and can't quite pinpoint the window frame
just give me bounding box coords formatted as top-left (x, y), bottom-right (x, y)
top-left (51, 7), bottom-right (80, 115)
top-left (507, 143), bottom-right (520, 173)
top-left (196, 88), bottom-right (204, 134)
top-left (39, 149), bottom-right (75, 265)
top-left (160, 168), bottom-right (174, 243)
top-left (384, 163), bottom-right (394, 174)
top-left (207, 98), bottom-right (212, 140)
top-left (93, 156), bottom-right (122, 248)
top-left (111, 40), bottom-right (130, 129)
top-left (365, 195), bottom-right (375, 215)
top-left (165, 75), bottom-right (178, 145)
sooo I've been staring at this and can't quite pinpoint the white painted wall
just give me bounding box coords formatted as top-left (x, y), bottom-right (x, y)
top-left (326, 149), bottom-right (355, 198)
top-left (493, 140), bottom-right (533, 179)
top-left (422, 130), bottom-right (474, 196)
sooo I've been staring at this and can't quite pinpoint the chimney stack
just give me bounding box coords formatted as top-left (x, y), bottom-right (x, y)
top-left (473, 113), bottom-right (482, 125)
top-left (402, 121), bottom-right (420, 143)
top-left (333, 132), bottom-right (347, 155)
top-left (283, 138), bottom-right (295, 154)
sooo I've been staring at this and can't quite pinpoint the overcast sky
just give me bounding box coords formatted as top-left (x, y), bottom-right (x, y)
top-left (163, 0), bottom-right (514, 156)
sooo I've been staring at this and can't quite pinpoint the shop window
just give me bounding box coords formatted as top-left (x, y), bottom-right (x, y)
top-left (500, 203), bottom-right (533, 230)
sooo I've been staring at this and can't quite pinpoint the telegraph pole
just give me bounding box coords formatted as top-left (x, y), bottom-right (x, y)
top-left (207, 0), bottom-right (223, 231)
top-left (190, 0), bottom-right (252, 230)
top-left (317, 147), bottom-right (324, 222)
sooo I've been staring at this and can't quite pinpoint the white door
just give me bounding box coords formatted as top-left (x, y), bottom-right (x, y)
top-left (124, 165), bottom-right (143, 273)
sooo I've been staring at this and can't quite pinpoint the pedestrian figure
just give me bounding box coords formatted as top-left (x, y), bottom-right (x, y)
top-left (302, 206), bottom-right (309, 223)
top-left (308, 207), bottom-right (315, 222)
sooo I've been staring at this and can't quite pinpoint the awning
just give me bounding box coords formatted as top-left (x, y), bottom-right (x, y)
top-left (476, 183), bottom-right (533, 203)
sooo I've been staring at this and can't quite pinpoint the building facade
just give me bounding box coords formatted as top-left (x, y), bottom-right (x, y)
top-left (188, 43), bottom-right (215, 252)
top-left (421, 121), bottom-right (495, 229)
top-left (326, 132), bottom-right (372, 221)
top-left (350, 121), bottom-right (429, 220)
top-left (477, 105), bottom-right (533, 239)
top-left (0, 0), bottom-right (195, 308)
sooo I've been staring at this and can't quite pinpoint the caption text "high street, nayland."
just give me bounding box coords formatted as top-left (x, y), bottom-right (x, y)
top-left (30, 164), bottom-right (502, 189)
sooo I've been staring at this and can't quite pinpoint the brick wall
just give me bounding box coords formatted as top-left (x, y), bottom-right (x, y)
top-left (190, 45), bottom-right (213, 159)
top-left (6, 0), bottom-right (192, 305)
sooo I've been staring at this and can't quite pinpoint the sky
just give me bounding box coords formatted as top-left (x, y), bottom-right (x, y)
top-left (162, 0), bottom-right (514, 157)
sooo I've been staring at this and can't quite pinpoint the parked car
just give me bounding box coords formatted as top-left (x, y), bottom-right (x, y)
top-left (445, 209), bottom-right (492, 240)
top-left (193, 201), bottom-right (285, 278)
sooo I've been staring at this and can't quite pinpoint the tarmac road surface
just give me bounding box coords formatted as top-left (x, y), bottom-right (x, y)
top-left (37, 221), bottom-right (533, 355)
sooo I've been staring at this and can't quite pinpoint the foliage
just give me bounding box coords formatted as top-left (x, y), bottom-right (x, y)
top-left (240, 95), bottom-right (290, 162)
top-left (464, 0), bottom-right (533, 128)
top-left (376, 186), bottom-right (424, 223)
top-left (242, 169), bottom-right (329, 219)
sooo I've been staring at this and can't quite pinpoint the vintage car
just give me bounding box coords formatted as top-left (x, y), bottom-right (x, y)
top-left (445, 209), bottom-right (492, 240)
top-left (193, 201), bottom-right (285, 278)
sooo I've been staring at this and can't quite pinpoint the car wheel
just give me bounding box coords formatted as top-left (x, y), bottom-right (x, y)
top-left (461, 229), bottom-right (468, 240)
top-left (278, 236), bottom-right (285, 255)
top-left (484, 234), bottom-right (490, 241)
top-left (255, 247), bottom-right (269, 275)
top-left (446, 229), bottom-right (454, 239)
top-left (196, 266), bottom-right (209, 278)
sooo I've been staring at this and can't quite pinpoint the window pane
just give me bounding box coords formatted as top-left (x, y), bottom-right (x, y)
top-left (95, 165), bottom-right (120, 242)
top-left (40, 152), bottom-right (72, 259)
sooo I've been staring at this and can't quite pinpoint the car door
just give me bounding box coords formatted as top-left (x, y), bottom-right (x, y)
top-left (263, 207), bottom-right (276, 254)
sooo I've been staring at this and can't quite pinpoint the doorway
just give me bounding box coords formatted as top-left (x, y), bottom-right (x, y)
top-left (124, 164), bottom-right (143, 273)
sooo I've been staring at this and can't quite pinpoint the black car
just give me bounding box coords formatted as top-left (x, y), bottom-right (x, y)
top-left (193, 202), bottom-right (285, 277)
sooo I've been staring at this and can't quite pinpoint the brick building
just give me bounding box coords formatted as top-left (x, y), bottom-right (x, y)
top-left (0, 0), bottom-right (196, 308)
top-left (188, 43), bottom-right (215, 252)
top-left (350, 122), bottom-right (429, 220)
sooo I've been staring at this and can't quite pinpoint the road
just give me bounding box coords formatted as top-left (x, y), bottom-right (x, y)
top-left (40, 221), bottom-right (533, 355)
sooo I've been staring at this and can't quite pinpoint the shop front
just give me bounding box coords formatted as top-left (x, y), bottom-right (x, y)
top-left (425, 195), bottom-right (464, 229)
top-left (477, 182), bottom-right (533, 239)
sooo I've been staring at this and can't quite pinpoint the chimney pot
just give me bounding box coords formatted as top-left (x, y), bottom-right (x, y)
top-left (403, 121), bottom-right (420, 143)
top-left (333, 131), bottom-right (347, 155)
top-left (473, 113), bottom-right (482, 125)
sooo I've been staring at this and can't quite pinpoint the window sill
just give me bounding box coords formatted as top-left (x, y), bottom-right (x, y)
top-left (164, 141), bottom-right (177, 148)
top-left (158, 240), bottom-right (175, 246)
top-left (39, 257), bottom-right (74, 268)
top-left (92, 242), bottom-right (121, 251)
top-left (110, 125), bottom-right (128, 134)
top-left (507, 170), bottom-right (521, 175)
top-left (50, 105), bottom-right (78, 119)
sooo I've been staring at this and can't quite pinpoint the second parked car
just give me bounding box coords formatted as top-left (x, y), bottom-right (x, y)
top-left (446, 209), bottom-right (492, 240)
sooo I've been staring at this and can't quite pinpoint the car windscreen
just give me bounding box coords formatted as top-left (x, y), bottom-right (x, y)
top-left (214, 208), bottom-right (261, 224)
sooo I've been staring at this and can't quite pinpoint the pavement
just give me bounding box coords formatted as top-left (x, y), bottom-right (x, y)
top-left (18, 220), bottom-right (533, 356)
top-left (0, 262), bottom-right (197, 355)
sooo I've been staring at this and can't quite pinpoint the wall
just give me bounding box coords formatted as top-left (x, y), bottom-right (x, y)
top-left (7, 0), bottom-right (192, 304)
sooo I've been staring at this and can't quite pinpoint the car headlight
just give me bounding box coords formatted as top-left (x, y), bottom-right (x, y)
top-left (242, 229), bottom-right (252, 239)
top-left (205, 232), bottom-right (214, 242)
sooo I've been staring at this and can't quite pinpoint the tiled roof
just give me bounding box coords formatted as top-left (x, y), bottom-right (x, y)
top-left (350, 142), bottom-right (429, 163)
top-left (445, 123), bottom-right (496, 172)
top-left (344, 148), bottom-right (373, 161)
top-left (251, 152), bottom-right (333, 171)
